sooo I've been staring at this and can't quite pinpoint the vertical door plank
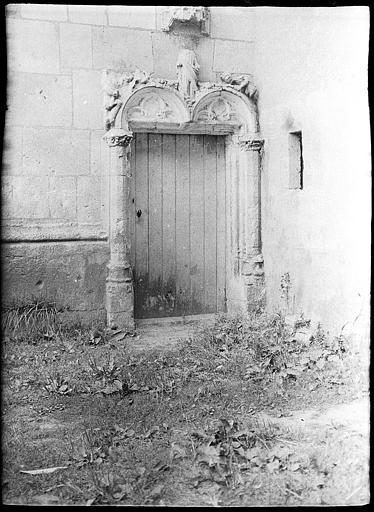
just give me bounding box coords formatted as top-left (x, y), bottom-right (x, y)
top-left (129, 140), bottom-right (136, 269)
top-left (162, 135), bottom-right (177, 313)
top-left (217, 136), bottom-right (227, 312)
top-left (148, 133), bottom-right (163, 294)
top-left (189, 135), bottom-right (205, 313)
top-left (134, 133), bottom-right (149, 316)
top-left (203, 135), bottom-right (218, 313)
top-left (175, 134), bottom-right (190, 315)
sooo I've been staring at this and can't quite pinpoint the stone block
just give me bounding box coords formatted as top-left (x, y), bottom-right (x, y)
top-left (72, 70), bottom-right (103, 129)
top-left (77, 176), bottom-right (103, 224)
top-left (10, 176), bottom-right (50, 218)
top-left (108, 6), bottom-right (156, 29)
top-left (2, 125), bottom-right (23, 175)
top-left (73, 70), bottom-right (104, 130)
top-left (92, 27), bottom-right (153, 72)
top-left (60, 23), bottom-right (92, 69)
top-left (151, 32), bottom-right (215, 82)
top-left (7, 19), bottom-right (60, 74)
top-left (6, 73), bottom-right (72, 127)
top-left (23, 127), bottom-right (89, 176)
top-left (19, 4), bottom-right (67, 21)
top-left (90, 130), bottom-right (110, 175)
top-left (1, 241), bottom-right (109, 320)
top-left (213, 39), bottom-right (255, 74)
top-left (210, 7), bottom-right (255, 41)
top-left (68, 5), bottom-right (107, 26)
top-left (49, 177), bottom-right (77, 220)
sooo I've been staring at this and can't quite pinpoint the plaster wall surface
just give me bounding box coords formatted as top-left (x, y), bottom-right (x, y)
top-left (2, 6), bottom-right (370, 338)
top-left (252, 7), bottom-right (370, 340)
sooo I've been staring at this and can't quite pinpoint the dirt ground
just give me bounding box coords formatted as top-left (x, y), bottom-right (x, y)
top-left (2, 312), bottom-right (370, 506)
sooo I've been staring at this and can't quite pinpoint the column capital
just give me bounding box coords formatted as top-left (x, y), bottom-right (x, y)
top-left (103, 128), bottom-right (133, 147)
top-left (239, 135), bottom-right (264, 151)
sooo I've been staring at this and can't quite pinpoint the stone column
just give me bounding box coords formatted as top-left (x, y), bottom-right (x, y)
top-left (103, 128), bottom-right (135, 330)
top-left (238, 135), bottom-right (265, 311)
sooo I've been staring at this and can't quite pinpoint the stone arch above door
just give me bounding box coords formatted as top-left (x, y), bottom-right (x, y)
top-left (102, 63), bottom-right (264, 329)
top-left (102, 67), bottom-right (258, 134)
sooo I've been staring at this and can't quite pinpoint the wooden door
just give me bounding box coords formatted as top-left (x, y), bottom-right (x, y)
top-left (130, 133), bottom-right (226, 318)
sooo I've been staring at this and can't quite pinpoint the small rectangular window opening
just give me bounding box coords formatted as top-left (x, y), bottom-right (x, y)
top-left (288, 131), bottom-right (303, 190)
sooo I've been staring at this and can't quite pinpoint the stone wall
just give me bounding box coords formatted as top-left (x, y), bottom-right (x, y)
top-left (2, 5), bottom-right (256, 322)
top-left (2, 5), bottom-right (370, 339)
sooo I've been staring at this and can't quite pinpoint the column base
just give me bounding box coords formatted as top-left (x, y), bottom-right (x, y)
top-left (106, 280), bottom-right (135, 331)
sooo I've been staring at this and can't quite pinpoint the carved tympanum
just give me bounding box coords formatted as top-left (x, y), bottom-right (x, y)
top-left (195, 97), bottom-right (237, 123)
top-left (127, 94), bottom-right (175, 121)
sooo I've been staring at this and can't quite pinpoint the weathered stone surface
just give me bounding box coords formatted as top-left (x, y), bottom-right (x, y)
top-left (19, 4), bottom-right (68, 21)
top-left (213, 39), bottom-right (254, 74)
top-left (92, 26), bottom-right (153, 72)
top-left (23, 128), bottom-right (90, 176)
top-left (7, 19), bottom-right (60, 74)
top-left (77, 176), bottom-right (103, 224)
top-left (72, 70), bottom-right (103, 129)
top-left (49, 177), bottom-right (77, 220)
top-left (9, 176), bottom-right (49, 218)
top-left (90, 130), bottom-right (110, 175)
top-left (6, 73), bottom-right (72, 127)
top-left (210, 7), bottom-right (255, 41)
top-left (68, 5), bottom-right (107, 26)
top-left (60, 23), bottom-right (93, 69)
top-left (1, 241), bottom-right (109, 322)
top-left (1, 178), bottom-right (13, 218)
top-left (106, 280), bottom-right (135, 330)
top-left (108, 6), bottom-right (156, 29)
top-left (2, 125), bottom-right (23, 175)
top-left (6, 4), bottom-right (22, 18)
top-left (151, 32), bottom-right (215, 82)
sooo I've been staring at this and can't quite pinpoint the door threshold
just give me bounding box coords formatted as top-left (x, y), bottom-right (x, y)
top-left (135, 313), bottom-right (217, 328)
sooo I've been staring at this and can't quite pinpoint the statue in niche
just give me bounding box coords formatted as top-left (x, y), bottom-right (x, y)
top-left (176, 49), bottom-right (200, 101)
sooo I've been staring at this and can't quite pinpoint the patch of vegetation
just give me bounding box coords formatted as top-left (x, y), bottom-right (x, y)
top-left (1, 308), bottom-right (369, 506)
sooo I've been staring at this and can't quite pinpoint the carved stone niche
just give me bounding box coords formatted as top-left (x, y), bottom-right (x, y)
top-left (161, 6), bottom-right (210, 36)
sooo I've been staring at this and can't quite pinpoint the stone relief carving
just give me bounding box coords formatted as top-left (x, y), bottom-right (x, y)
top-left (161, 6), bottom-right (210, 35)
top-left (127, 94), bottom-right (175, 121)
top-left (220, 73), bottom-right (258, 99)
top-left (102, 54), bottom-right (259, 135)
top-left (102, 128), bottom-right (133, 147)
top-left (176, 49), bottom-right (200, 102)
top-left (195, 97), bottom-right (237, 123)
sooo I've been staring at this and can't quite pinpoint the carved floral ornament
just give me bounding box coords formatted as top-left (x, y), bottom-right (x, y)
top-left (102, 49), bottom-right (260, 147)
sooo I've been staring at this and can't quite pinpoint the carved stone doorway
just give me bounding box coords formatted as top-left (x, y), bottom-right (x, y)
top-left (102, 63), bottom-right (264, 330)
top-left (130, 133), bottom-right (227, 318)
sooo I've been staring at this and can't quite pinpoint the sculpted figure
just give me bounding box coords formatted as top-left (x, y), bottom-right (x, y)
top-left (220, 72), bottom-right (257, 98)
top-left (176, 49), bottom-right (200, 100)
top-left (102, 70), bottom-right (152, 130)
